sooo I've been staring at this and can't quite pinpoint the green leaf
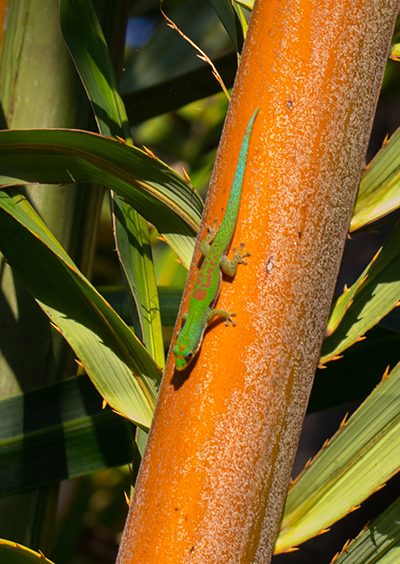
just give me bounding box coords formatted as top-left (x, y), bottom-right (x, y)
top-left (61, 0), bottom-right (165, 366)
top-left (0, 127), bottom-right (203, 268)
top-left (276, 362), bottom-right (400, 553)
top-left (326, 248), bottom-right (382, 337)
top-left (0, 540), bottom-right (54, 564)
top-left (209, 0), bottom-right (244, 52)
top-left (123, 53), bottom-right (237, 124)
top-left (112, 207), bottom-right (165, 366)
top-left (0, 539), bottom-right (54, 564)
top-left (0, 189), bottom-right (161, 428)
top-left (321, 223), bottom-right (400, 363)
top-left (335, 495), bottom-right (400, 563)
top-left (350, 128), bottom-right (400, 232)
top-left (60, 0), bottom-right (130, 140)
top-left (0, 375), bottom-right (137, 497)
top-left (233, 0), bottom-right (254, 9)
top-left (391, 42), bottom-right (400, 60)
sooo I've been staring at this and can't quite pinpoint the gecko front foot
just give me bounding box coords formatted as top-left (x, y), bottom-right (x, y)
top-left (207, 218), bottom-right (218, 237)
top-left (221, 242), bottom-right (251, 277)
top-left (233, 242), bottom-right (251, 265)
top-left (208, 309), bottom-right (237, 326)
top-left (199, 220), bottom-right (218, 256)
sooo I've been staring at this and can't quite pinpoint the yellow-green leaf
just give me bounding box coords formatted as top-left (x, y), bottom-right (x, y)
top-left (276, 364), bottom-right (400, 553)
top-left (0, 128), bottom-right (202, 269)
top-left (321, 222), bottom-right (400, 363)
top-left (351, 128), bottom-right (400, 232)
top-left (61, 0), bottom-right (165, 366)
top-left (335, 495), bottom-right (400, 562)
top-left (0, 189), bottom-right (160, 428)
top-left (0, 540), bottom-right (54, 564)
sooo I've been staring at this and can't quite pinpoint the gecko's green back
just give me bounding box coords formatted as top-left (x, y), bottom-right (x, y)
top-left (173, 110), bottom-right (258, 371)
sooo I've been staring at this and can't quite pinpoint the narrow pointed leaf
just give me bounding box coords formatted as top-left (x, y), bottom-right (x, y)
top-left (321, 222), bottom-right (400, 363)
top-left (0, 128), bottom-right (202, 268)
top-left (233, 0), bottom-right (254, 9)
top-left (275, 363), bottom-right (400, 553)
top-left (61, 0), bottom-right (165, 365)
top-left (209, 0), bottom-right (244, 52)
top-left (60, 0), bottom-right (130, 139)
top-left (0, 189), bottom-right (161, 427)
top-left (326, 248), bottom-right (381, 336)
top-left (350, 128), bottom-right (400, 232)
top-left (335, 495), bottom-right (400, 563)
top-left (0, 540), bottom-right (54, 564)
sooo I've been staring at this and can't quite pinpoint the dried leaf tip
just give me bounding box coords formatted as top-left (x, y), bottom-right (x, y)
top-left (322, 437), bottom-right (332, 449)
top-left (280, 546), bottom-right (299, 554)
top-left (102, 398), bottom-right (108, 410)
top-left (322, 354), bottom-right (343, 365)
top-left (181, 166), bottom-right (191, 183)
top-left (124, 491), bottom-right (131, 506)
top-left (143, 145), bottom-right (157, 159)
top-left (316, 527), bottom-right (330, 537)
top-left (112, 407), bottom-right (127, 418)
top-left (339, 412), bottom-right (349, 428)
top-left (354, 335), bottom-right (367, 343)
top-left (75, 358), bottom-right (84, 369)
top-left (331, 537), bottom-right (353, 562)
top-left (341, 538), bottom-right (352, 552)
top-left (304, 456), bottom-right (314, 469)
top-left (371, 247), bottom-right (383, 264)
top-left (330, 551), bottom-right (340, 564)
top-left (50, 321), bottom-right (62, 334)
top-left (373, 482), bottom-right (386, 494)
top-left (348, 504), bottom-right (361, 514)
top-left (381, 365), bottom-right (391, 382)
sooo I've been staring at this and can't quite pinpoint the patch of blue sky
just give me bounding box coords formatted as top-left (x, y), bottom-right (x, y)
top-left (126, 17), bottom-right (156, 48)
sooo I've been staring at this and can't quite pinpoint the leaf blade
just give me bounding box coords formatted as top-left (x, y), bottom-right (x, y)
top-left (276, 363), bottom-right (400, 553)
top-left (0, 189), bottom-right (161, 427)
top-left (335, 496), bottom-right (400, 563)
top-left (0, 127), bottom-right (202, 268)
top-left (61, 0), bottom-right (165, 365)
top-left (322, 223), bottom-right (400, 363)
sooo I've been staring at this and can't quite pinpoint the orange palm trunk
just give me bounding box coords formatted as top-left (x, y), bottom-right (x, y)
top-left (118, 0), bottom-right (398, 561)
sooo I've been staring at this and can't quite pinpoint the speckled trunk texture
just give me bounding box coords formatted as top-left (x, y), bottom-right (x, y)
top-left (117, 0), bottom-right (399, 562)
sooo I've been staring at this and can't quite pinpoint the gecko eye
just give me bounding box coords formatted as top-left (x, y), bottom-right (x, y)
top-left (185, 351), bottom-right (193, 361)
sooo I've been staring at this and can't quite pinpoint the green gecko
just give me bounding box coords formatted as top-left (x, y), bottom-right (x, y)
top-left (173, 109), bottom-right (258, 371)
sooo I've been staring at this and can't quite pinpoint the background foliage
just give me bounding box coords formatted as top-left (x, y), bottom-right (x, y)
top-left (0, 1), bottom-right (399, 562)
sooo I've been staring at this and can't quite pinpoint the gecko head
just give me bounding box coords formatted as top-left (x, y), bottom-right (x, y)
top-left (173, 339), bottom-right (195, 371)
